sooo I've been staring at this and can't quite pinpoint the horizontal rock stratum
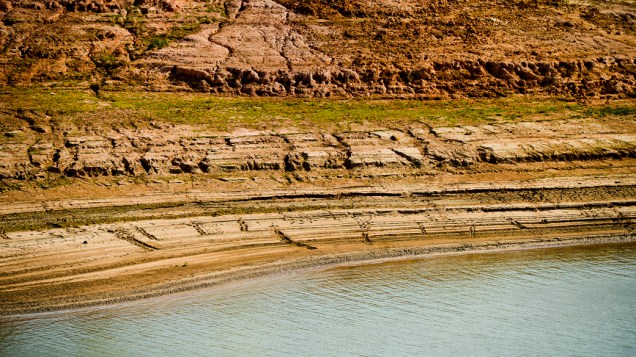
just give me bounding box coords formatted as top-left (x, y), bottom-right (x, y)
top-left (1, 119), bottom-right (635, 180)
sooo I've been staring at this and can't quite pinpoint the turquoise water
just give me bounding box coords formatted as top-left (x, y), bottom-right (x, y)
top-left (1, 243), bottom-right (635, 356)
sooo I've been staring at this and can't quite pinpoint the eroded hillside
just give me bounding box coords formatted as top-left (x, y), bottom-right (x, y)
top-left (1, 0), bottom-right (635, 98)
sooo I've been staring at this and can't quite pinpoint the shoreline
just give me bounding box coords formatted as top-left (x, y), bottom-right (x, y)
top-left (2, 233), bottom-right (634, 316)
top-left (2, 174), bottom-right (635, 316)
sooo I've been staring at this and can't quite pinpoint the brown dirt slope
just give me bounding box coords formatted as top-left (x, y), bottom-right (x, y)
top-left (1, 0), bottom-right (635, 98)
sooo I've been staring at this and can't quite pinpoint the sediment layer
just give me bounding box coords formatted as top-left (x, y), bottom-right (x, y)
top-left (2, 118), bottom-right (635, 181)
top-left (1, 174), bottom-right (635, 314)
top-left (2, 236), bottom-right (636, 315)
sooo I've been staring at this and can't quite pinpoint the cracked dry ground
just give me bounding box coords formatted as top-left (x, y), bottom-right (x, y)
top-left (1, 117), bottom-right (636, 314)
top-left (146, 0), bottom-right (636, 98)
top-left (2, 0), bottom-right (636, 98)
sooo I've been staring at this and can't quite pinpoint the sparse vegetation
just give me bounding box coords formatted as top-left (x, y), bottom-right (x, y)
top-left (147, 36), bottom-right (170, 51)
top-left (137, 15), bottom-right (206, 54)
top-left (122, 6), bottom-right (146, 36)
top-left (586, 106), bottom-right (636, 118)
top-left (0, 88), bottom-right (633, 132)
top-left (91, 52), bottom-right (126, 72)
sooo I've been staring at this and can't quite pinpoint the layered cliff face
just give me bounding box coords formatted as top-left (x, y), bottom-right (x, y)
top-left (1, 99), bottom-right (635, 182)
top-left (1, 0), bottom-right (635, 98)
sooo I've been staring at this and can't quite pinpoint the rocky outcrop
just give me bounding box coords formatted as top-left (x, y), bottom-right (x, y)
top-left (477, 136), bottom-right (636, 164)
top-left (161, 54), bottom-right (636, 98)
top-left (148, 0), bottom-right (336, 95)
top-left (283, 133), bottom-right (346, 171)
top-left (139, 0), bottom-right (636, 98)
top-left (1, 119), bottom-right (634, 181)
top-left (199, 134), bottom-right (287, 172)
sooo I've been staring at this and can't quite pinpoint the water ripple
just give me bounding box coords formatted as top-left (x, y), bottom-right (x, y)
top-left (2, 243), bottom-right (636, 356)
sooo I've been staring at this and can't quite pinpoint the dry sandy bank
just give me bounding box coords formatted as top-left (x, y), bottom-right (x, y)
top-left (1, 173), bottom-right (635, 315)
top-left (1, 234), bottom-right (635, 315)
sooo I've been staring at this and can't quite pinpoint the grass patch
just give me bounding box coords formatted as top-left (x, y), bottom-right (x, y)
top-left (90, 92), bottom-right (636, 130)
top-left (146, 21), bottom-right (203, 51)
top-left (0, 88), bottom-right (634, 132)
top-left (91, 52), bottom-right (126, 72)
top-left (585, 106), bottom-right (636, 117)
top-left (147, 36), bottom-right (170, 51)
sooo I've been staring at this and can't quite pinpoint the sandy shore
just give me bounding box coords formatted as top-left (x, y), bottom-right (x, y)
top-left (1, 234), bottom-right (635, 316)
top-left (1, 172), bottom-right (635, 315)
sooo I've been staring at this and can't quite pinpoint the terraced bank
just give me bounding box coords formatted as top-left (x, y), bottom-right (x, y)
top-left (1, 172), bottom-right (635, 314)
top-left (1, 0), bottom-right (635, 316)
top-left (2, 115), bottom-right (635, 180)
top-left (1, 93), bottom-right (635, 314)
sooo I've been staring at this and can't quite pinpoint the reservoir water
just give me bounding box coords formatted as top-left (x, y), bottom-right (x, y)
top-left (1, 242), bottom-right (635, 356)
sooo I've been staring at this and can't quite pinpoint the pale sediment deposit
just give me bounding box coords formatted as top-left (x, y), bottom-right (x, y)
top-left (1, 169), bottom-right (636, 314)
top-left (1, 118), bottom-right (635, 180)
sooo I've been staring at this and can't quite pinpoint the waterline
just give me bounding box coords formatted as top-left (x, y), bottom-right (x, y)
top-left (2, 242), bottom-right (635, 356)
